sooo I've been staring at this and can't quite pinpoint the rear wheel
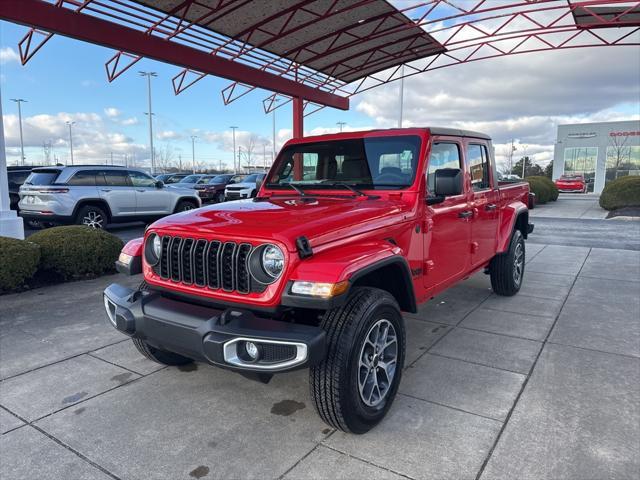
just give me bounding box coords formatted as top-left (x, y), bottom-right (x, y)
top-left (310, 287), bottom-right (405, 434)
top-left (76, 205), bottom-right (107, 229)
top-left (216, 191), bottom-right (225, 203)
top-left (489, 229), bottom-right (525, 296)
top-left (131, 338), bottom-right (194, 366)
top-left (175, 200), bottom-right (197, 212)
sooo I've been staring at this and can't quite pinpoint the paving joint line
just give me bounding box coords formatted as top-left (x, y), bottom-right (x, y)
top-left (473, 247), bottom-right (592, 480)
top-left (0, 338), bottom-right (130, 383)
top-left (477, 305), bottom-right (555, 320)
top-left (277, 441), bottom-right (324, 479)
top-left (456, 324), bottom-right (546, 343)
top-left (397, 392), bottom-right (504, 423)
top-left (0, 406), bottom-right (122, 480)
top-left (424, 352), bottom-right (529, 376)
top-left (319, 443), bottom-right (418, 480)
top-left (86, 351), bottom-right (165, 377)
top-left (546, 341), bottom-right (640, 360)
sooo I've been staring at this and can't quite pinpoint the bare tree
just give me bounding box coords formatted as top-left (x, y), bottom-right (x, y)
top-left (241, 133), bottom-right (260, 168)
top-left (607, 133), bottom-right (631, 169)
top-left (155, 143), bottom-right (175, 172)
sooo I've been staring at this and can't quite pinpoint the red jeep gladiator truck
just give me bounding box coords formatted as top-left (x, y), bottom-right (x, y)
top-left (104, 127), bottom-right (533, 433)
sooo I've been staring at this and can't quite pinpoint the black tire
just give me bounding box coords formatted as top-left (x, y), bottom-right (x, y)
top-left (75, 204), bottom-right (108, 229)
top-left (174, 200), bottom-right (197, 213)
top-left (310, 287), bottom-right (406, 434)
top-left (489, 229), bottom-right (525, 296)
top-left (216, 192), bottom-right (225, 203)
top-left (250, 189), bottom-right (257, 198)
top-left (131, 338), bottom-right (194, 366)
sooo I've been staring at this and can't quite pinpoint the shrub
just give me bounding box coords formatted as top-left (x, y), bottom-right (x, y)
top-left (0, 237), bottom-right (40, 292)
top-left (29, 226), bottom-right (123, 280)
top-left (599, 176), bottom-right (640, 211)
top-left (526, 176), bottom-right (558, 204)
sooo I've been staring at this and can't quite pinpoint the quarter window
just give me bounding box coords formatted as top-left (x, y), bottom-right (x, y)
top-left (427, 142), bottom-right (462, 193)
top-left (467, 144), bottom-right (491, 191)
top-left (68, 170), bottom-right (99, 186)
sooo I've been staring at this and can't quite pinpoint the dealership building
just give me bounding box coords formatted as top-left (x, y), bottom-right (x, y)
top-left (552, 120), bottom-right (640, 194)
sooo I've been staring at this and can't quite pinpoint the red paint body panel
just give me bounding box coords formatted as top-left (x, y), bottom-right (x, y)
top-left (130, 128), bottom-right (529, 311)
top-left (555, 175), bottom-right (586, 192)
top-left (122, 237), bottom-right (143, 257)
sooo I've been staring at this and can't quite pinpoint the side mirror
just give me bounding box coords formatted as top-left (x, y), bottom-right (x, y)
top-left (155, 180), bottom-right (164, 188)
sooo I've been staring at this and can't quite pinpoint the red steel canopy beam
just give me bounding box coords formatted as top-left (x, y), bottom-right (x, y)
top-left (0, 0), bottom-right (349, 111)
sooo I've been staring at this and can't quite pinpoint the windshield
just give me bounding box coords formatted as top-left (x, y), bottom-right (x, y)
top-left (266, 136), bottom-right (421, 190)
top-left (180, 175), bottom-right (200, 183)
top-left (560, 175), bottom-right (583, 180)
top-left (243, 174), bottom-right (262, 183)
top-left (196, 176), bottom-right (212, 184)
top-left (209, 175), bottom-right (230, 184)
top-left (24, 170), bottom-right (61, 186)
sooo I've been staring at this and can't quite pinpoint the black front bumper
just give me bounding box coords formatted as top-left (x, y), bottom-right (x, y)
top-left (103, 283), bottom-right (326, 373)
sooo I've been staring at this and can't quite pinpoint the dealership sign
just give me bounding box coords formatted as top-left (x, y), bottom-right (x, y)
top-left (610, 131), bottom-right (640, 137)
top-left (567, 132), bottom-right (597, 138)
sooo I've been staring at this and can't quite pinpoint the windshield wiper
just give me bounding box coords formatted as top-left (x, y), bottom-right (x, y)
top-left (285, 183), bottom-right (306, 196)
top-left (320, 181), bottom-right (366, 197)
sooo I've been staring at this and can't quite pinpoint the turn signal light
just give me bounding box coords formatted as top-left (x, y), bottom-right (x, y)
top-left (290, 280), bottom-right (349, 298)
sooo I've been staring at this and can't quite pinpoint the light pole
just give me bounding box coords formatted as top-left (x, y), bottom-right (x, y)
top-left (190, 135), bottom-right (197, 173)
top-left (337, 121), bottom-right (346, 132)
top-left (229, 126), bottom-right (238, 173)
top-left (522, 144), bottom-right (528, 178)
top-left (10, 99), bottom-right (27, 165)
top-left (66, 121), bottom-right (76, 165)
top-left (139, 71), bottom-right (157, 173)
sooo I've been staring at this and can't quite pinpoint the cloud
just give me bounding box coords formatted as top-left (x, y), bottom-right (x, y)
top-left (3, 111), bottom-right (147, 165)
top-left (0, 47), bottom-right (20, 64)
top-left (121, 117), bottom-right (139, 126)
top-left (157, 130), bottom-right (182, 140)
top-left (104, 107), bottom-right (121, 118)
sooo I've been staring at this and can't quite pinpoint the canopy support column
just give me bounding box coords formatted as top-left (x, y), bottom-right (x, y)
top-left (292, 97), bottom-right (304, 139)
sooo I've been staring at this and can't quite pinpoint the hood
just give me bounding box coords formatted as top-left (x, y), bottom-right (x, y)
top-left (227, 182), bottom-right (255, 189)
top-left (151, 195), bottom-right (412, 251)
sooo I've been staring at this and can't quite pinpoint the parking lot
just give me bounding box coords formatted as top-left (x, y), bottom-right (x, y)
top-left (2, 196), bottom-right (638, 480)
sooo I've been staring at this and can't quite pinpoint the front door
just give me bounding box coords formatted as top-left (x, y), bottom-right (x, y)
top-left (466, 142), bottom-right (500, 267)
top-left (97, 170), bottom-right (136, 217)
top-left (423, 139), bottom-right (471, 290)
top-left (128, 170), bottom-right (172, 215)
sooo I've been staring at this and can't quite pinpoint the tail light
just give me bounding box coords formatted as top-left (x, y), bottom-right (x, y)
top-left (33, 188), bottom-right (70, 194)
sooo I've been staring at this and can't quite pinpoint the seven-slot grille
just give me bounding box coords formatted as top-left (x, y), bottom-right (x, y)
top-left (157, 236), bottom-right (256, 294)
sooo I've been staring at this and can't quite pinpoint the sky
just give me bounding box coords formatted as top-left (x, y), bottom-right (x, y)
top-left (1, 10), bottom-right (639, 172)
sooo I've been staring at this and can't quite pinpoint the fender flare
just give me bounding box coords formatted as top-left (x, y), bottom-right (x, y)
top-left (497, 202), bottom-right (529, 253)
top-left (72, 198), bottom-right (113, 221)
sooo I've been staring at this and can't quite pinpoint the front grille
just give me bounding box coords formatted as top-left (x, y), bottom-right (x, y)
top-left (158, 236), bottom-right (259, 294)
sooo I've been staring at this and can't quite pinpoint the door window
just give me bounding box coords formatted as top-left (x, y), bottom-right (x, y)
top-left (467, 144), bottom-right (491, 191)
top-left (427, 142), bottom-right (462, 194)
top-left (128, 171), bottom-right (157, 187)
top-left (102, 170), bottom-right (130, 187)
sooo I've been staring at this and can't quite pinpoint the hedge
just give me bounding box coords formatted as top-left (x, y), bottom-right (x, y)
top-left (599, 176), bottom-right (640, 211)
top-left (526, 176), bottom-right (559, 204)
top-left (0, 237), bottom-right (41, 292)
top-left (29, 226), bottom-right (123, 280)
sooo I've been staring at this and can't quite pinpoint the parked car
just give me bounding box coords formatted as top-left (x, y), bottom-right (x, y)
top-left (555, 174), bottom-right (586, 193)
top-left (7, 165), bottom-right (43, 211)
top-left (18, 166), bottom-right (201, 229)
top-left (193, 174), bottom-right (238, 203)
top-left (155, 173), bottom-right (190, 184)
top-left (169, 174), bottom-right (214, 189)
top-left (224, 173), bottom-right (266, 200)
top-left (105, 127), bottom-right (533, 433)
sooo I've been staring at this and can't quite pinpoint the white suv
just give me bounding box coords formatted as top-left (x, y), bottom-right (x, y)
top-left (18, 166), bottom-right (201, 229)
top-left (224, 173), bottom-right (266, 200)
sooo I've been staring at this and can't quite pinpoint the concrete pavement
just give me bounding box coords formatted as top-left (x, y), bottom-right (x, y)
top-left (1, 241), bottom-right (638, 480)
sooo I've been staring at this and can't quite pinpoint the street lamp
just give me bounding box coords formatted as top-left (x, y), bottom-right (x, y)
top-left (139, 71), bottom-right (157, 173)
top-left (10, 99), bottom-right (27, 166)
top-left (337, 121), bottom-right (346, 133)
top-left (190, 135), bottom-right (197, 174)
top-left (66, 121), bottom-right (76, 165)
top-left (229, 126), bottom-right (238, 174)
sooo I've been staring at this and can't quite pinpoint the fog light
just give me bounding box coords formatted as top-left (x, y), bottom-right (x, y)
top-left (245, 342), bottom-right (259, 360)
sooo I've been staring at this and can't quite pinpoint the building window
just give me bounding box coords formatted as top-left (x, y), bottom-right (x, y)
top-left (564, 147), bottom-right (597, 192)
top-left (606, 145), bottom-right (640, 185)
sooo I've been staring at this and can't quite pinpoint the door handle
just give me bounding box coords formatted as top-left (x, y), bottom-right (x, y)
top-left (100, 189), bottom-right (112, 192)
top-left (485, 203), bottom-right (497, 211)
top-left (136, 189), bottom-right (146, 192)
top-left (458, 210), bottom-right (473, 219)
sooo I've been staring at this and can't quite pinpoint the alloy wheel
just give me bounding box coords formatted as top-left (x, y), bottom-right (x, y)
top-left (83, 210), bottom-right (104, 229)
top-left (513, 241), bottom-right (524, 286)
top-left (357, 319), bottom-right (398, 408)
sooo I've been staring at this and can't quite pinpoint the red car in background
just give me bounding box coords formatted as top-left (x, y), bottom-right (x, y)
top-left (555, 174), bottom-right (587, 193)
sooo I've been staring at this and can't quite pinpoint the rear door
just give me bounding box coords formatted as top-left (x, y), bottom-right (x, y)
top-left (466, 142), bottom-right (500, 267)
top-left (97, 170), bottom-right (136, 217)
top-left (128, 170), bottom-right (173, 215)
top-left (423, 139), bottom-right (472, 289)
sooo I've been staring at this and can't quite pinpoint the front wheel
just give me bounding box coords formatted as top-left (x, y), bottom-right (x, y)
top-left (489, 229), bottom-right (525, 296)
top-left (310, 287), bottom-right (405, 434)
top-left (174, 200), bottom-right (197, 213)
top-left (216, 192), bottom-right (225, 203)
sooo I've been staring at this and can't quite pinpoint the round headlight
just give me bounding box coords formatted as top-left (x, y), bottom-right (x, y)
top-left (145, 233), bottom-right (161, 266)
top-left (262, 245), bottom-right (284, 279)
